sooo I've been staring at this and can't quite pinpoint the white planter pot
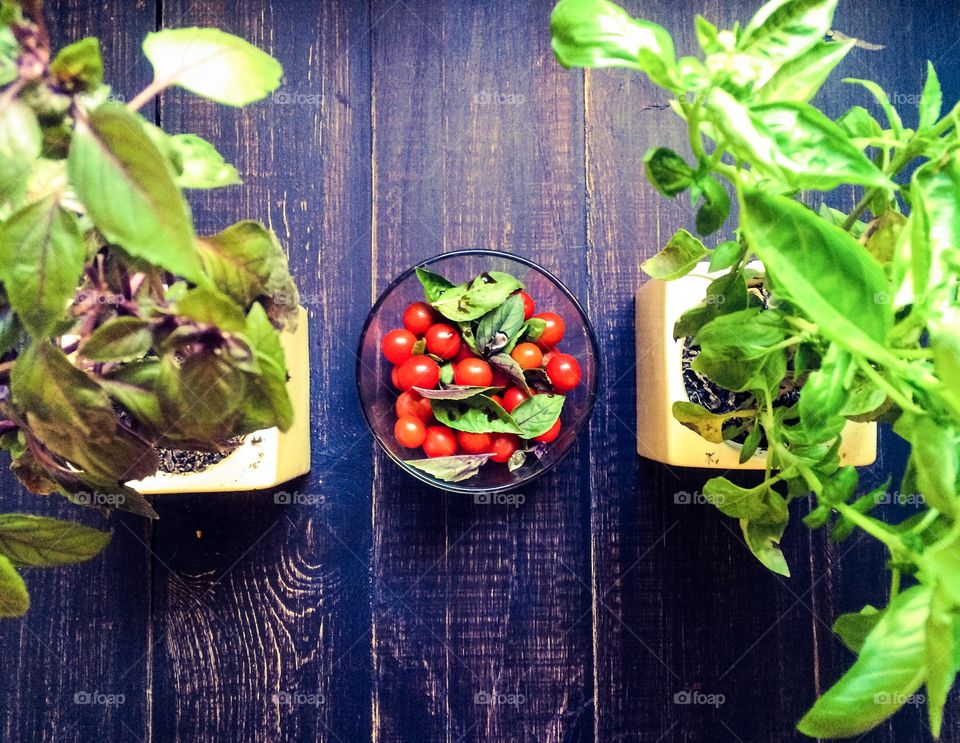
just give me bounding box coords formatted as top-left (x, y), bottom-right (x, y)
top-left (130, 306), bottom-right (312, 493)
top-left (635, 267), bottom-right (877, 470)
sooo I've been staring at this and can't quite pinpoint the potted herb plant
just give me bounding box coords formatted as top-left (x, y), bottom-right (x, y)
top-left (0, 3), bottom-right (308, 614)
top-left (552, 0), bottom-right (960, 738)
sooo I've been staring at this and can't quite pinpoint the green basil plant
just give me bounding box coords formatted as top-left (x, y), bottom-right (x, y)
top-left (0, 2), bottom-right (299, 615)
top-left (552, 0), bottom-right (960, 738)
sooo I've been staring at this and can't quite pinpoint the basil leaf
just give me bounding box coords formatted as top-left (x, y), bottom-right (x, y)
top-left (896, 414), bottom-right (957, 518)
top-left (641, 229), bottom-right (708, 280)
top-left (694, 308), bottom-right (788, 360)
top-left (739, 0), bottom-right (839, 64)
top-left (741, 491), bottom-right (791, 576)
top-left (741, 189), bottom-right (894, 360)
top-left (843, 78), bottom-right (904, 139)
top-left (439, 363), bottom-right (454, 385)
top-left (523, 317), bottom-right (547, 343)
top-left (68, 103), bottom-right (203, 284)
top-left (415, 266), bottom-right (455, 303)
top-left (489, 353), bottom-right (532, 394)
top-left (49, 37), bottom-right (103, 90)
top-left (142, 28), bottom-right (282, 107)
top-left (740, 422), bottom-right (762, 462)
top-left (694, 15), bottom-right (721, 54)
top-left (672, 401), bottom-right (746, 444)
top-left (836, 105), bottom-right (884, 140)
top-left (925, 585), bottom-right (955, 737)
top-left (413, 385), bottom-right (501, 401)
top-left (833, 605), bottom-right (884, 653)
top-left (0, 196), bottom-right (85, 337)
top-left (100, 361), bottom-right (165, 433)
top-left (694, 175), bottom-right (730, 236)
top-left (0, 554), bottom-right (28, 617)
top-left (644, 147), bottom-right (694, 197)
top-left (405, 454), bottom-right (491, 483)
top-left (169, 133), bottom-right (241, 189)
top-left (431, 272), bottom-right (523, 322)
top-left (510, 394), bottom-right (564, 439)
top-left (476, 293), bottom-right (525, 354)
top-left (0, 99), bottom-right (42, 202)
top-left (524, 367), bottom-right (554, 394)
top-left (157, 351), bottom-right (247, 442)
top-left (709, 240), bottom-right (742, 272)
top-left (918, 61), bottom-right (942, 131)
top-left (173, 285), bottom-right (247, 332)
top-left (79, 317), bottom-right (153, 362)
top-left (237, 302), bottom-right (293, 432)
top-left (754, 38), bottom-right (854, 104)
top-left (798, 344), bottom-right (851, 436)
top-left (550, 0), bottom-right (677, 89)
top-left (507, 449), bottom-right (527, 472)
top-left (703, 477), bottom-right (769, 519)
top-left (798, 585), bottom-right (931, 738)
top-left (0, 514), bottom-right (111, 567)
top-left (431, 395), bottom-right (523, 435)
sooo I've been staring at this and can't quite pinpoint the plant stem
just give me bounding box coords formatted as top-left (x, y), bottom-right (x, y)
top-left (855, 356), bottom-right (925, 415)
top-left (890, 569), bottom-right (901, 599)
top-left (126, 78), bottom-right (167, 112)
top-left (834, 500), bottom-right (908, 556)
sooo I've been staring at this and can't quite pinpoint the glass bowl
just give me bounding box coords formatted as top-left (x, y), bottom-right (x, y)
top-left (356, 249), bottom-right (599, 493)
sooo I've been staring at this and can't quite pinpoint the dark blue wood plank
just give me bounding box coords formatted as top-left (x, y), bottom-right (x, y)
top-left (149, 1), bottom-right (374, 741)
top-left (0, 3), bottom-right (156, 742)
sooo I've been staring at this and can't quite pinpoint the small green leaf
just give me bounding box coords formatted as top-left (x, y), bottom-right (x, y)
top-left (709, 241), bottom-right (742, 272)
top-left (755, 38), bottom-right (854, 104)
top-left (641, 229), bottom-right (708, 280)
top-left (836, 106), bottom-right (884, 140)
top-left (488, 353), bottom-right (532, 395)
top-left (644, 147), bottom-right (694, 197)
top-left (703, 477), bottom-right (769, 519)
top-left (918, 61), bottom-right (942, 131)
top-left (694, 15), bottom-right (721, 54)
top-left (925, 584), bottom-right (955, 737)
top-left (510, 394), bottom-right (565, 439)
top-left (0, 100), bottom-right (42, 202)
top-left (415, 266), bottom-right (455, 303)
top-left (173, 285), bottom-right (247, 332)
top-left (741, 496), bottom-right (790, 577)
top-left (843, 78), bottom-right (904, 139)
top-left (896, 414), bottom-right (957, 518)
top-left (169, 133), bottom-right (241, 189)
top-left (79, 317), bottom-right (153, 362)
top-left (431, 395), bottom-right (523, 435)
top-left (431, 272), bottom-right (524, 322)
top-left (49, 37), bottom-right (103, 90)
top-left (833, 605), bottom-right (884, 653)
top-left (237, 302), bottom-right (293, 432)
top-left (0, 554), bottom-right (28, 617)
top-left (0, 196), bottom-right (85, 337)
top-left (740, 0), bottom-right (839, 64)
top-left (142, 27), bottom-right (282, 107)
top-left (405, 454), bottom-right (492, 483)
top-left (0, 514), bottom-right (110, 567)
top-left (475, 293), bottom-right (525, 354)
top-left (695, 175), bottom-right (730, 236)
top-left (673, 401), bottom-right (747, 444)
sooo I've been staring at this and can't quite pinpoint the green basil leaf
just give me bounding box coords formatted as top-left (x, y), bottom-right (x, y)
top-left (644, 147), bottom-right (694, 197)
top-left (843, 78), bottom-right (904, 139)
top-left (431, 272), bottom-right (523, 322)
top-left (641, 229), bottom-right (708, 280)
top-left (673, 401), bottom-right (748, 444)
top-left (173, 285), bottom-right (247, 332)
top-left (912, 156), bottom-right (960, 281)
top-left (523, 317), bottom-right (547, 343)
top-left (703, 476), bottom-right (769, 519)
top-left (439, 363), bottom-right (454, 385)
top-left (754, 38), bottom-right (854, 103)
top-left (415, 266), bottom-right (455, 303)
top-left (68, 103), bottom-right (203, 284)
top-left (836, 105), bottom-right (884, 140)
top-left (695, 175), bottom-right (730, 236)
top-left (833, 605), bottom-right (884, 653)
top-left (0, 554), bottom-right (28, 617)
top-left (740, 421), bottom-right (762, 462)
top-left (0, 100), bottom-right (42, 205)
top-left (694, 308), bottom-right (788, 360)
top-left (510, 393), bottom-right (564, 439)
top-left (918, 61), bottom-right (943, 131)
top-left (741, 189), bottom-right (894, 361)
top-left (142, 28), bottom-right (282, 107)
top-left (739, 0), bottom-right (839, 64)
top-left (741, 493), bottom-right (791, 576)
top-left (0, 196), bottom-right (85, 337)
top-left (489, 353), bottom-right (532, 394)
top-left (864, 209), bottom-right (906, 264)
top-left (79, 317), bottom-right (153, 362)
top-left (798, 344), bottom-right (851, 435)
top-left (237, 301), bottom-right (293, 432)
top-left (431, 395), bottom-right (523, 435)
top-left (694, 14), bottom-right (722, 54)
top-left (0, 304), bottom-right (22, 355)
top-left (925, 584), bottom-right (956, 737)
top-left (550, 0), bottom-right (678, 89)
top-left (100, 361), bottom-right (165, 432)
top-left (476, 293), bottom-right (525, 354)
top-left (49, 37), bottom-right (103, 90)
top-left (798, 585), bottom-right (930, 738)
top-left (0, 514), bottom-right (111, 567)
top-left (414, 385), bottom-right (501, 401)
top-left (169, 133), bottom-right (241, 189)
top-left (405, 454), bottom-right (492, 483)
top-left (896, 414), bottom-right (957, 518)
top-left (157, 350), bottom-right (247, 442)
top-left (709, 240), bottom-right (742, 272)
top-left (507, 449), bottom-right (527, 473)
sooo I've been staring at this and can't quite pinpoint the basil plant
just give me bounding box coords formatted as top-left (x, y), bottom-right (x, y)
top-left (0, 2), bottom-right (299, 615)
top-left (552, 0), bottom-right (960, 738)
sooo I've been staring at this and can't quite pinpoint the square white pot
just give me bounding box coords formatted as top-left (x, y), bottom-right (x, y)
top-left (635, 266), bottom-right (877, 470)
top-left (130, 306), bottom-right (311, 493)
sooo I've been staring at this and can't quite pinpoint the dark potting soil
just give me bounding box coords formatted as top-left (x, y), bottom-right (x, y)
top-left (156, 439), bottom-right (242, 474)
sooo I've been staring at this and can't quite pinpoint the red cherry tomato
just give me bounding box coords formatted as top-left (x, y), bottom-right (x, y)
top-left (489, 394), bottom-right (505, 407)
top-left (425, 323), bottom-right (461, 359)
top-left (501, 387), bottom-right (529, 413)
top-left (403, 302), bottom-right (435, 335)
top-left (546, 353), bottom-right (581, 394)
top-left (534, 418), bottom-right (561, 443)
top-left (510, 342), bottom-right (543, 370)
top-left (397, 355), bottom-right (440, 391)
top-left (490, 433), bottom-right (520, 463)
top-left (395, 415), bottom-right (427, 448)
top-left (391, 366), bottom-right (401, 390)
top-left (457, 430), bottom-right (493, 454)
top-left (423, 425), bottom-right (458, 457)
top-left (454, 358), bottom-right (493, 386)
top-left (518, 291), bottom-right (535, 320)
top-left (490, 368), bottom-right (510, 388)
top-left (396, 390), bottom-right (433, 423)
top-left (534, 312), bottom-right (565, 348)
top-left (452, 345), bottom-right (477, 363)
top-left (382, 328), bottom-right (417, 364)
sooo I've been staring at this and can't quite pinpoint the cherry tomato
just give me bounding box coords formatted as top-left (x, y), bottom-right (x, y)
top-left (391, 366), bottom-right (401, 390)
top-left (397, 355), bottom-right (440, 391)
top-left (403, 302), bottom-right (435, 335)
top-left (518, 290), bottom-right (535, 320)
top-left (423, 425), bottom-right (458, 457)
top-left (534, 418), bottom-right (561, 443)
top-left (511, 342), bottom-right (543, 370)
top-left (453, 345), bottom-right (478, 364)
top-left (534, 312), bottom-right (565, 348)
top-left (489, 433), bottom-right (520, 463)
top-left (425, 323), bottom-right (461, 359)
top-left (489, 394), bottom-right (505, 407)
top-left (395, 415), bottom-right (427, 448)
top-left (546, 353), bottom-right (581, 393)
top-left (490, 368), bottom-right (510, 388)
top-left (396, 390), bottom-right (433, 423)
top-left (457, 430), bottom-right (493, 454)
top-left (501, 387), bottom-right (529, 413)
top-left (382, 328), bottom-right (418, 364)
top-left (454, 358), bottom-right (493, 386)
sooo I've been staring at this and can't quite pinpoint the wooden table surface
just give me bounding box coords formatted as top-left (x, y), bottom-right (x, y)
top-left (1, 1), bottom-right (958, 741)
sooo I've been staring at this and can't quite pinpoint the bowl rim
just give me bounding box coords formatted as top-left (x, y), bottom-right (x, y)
top-left (355, 248), bottom-right (600, 494)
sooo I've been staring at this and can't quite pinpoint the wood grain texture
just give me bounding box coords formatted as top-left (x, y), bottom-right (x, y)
top-left (151, 1), bottom-right (373, 741)
top-left (0, 3), bottom-right (156, 743)
top-left (370, 2), bottom-right (594, 741)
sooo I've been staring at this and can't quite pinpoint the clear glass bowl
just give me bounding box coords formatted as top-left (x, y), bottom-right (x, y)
top-left (356, 250), bottom-right (599, 493)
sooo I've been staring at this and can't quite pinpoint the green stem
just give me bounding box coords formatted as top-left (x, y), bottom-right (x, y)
top-left (890, 569), bottom-right (901, 599)
top-left (834, 500), bottom-right (908, 556)
top-left (856, 356), bottom-right (926, 415)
